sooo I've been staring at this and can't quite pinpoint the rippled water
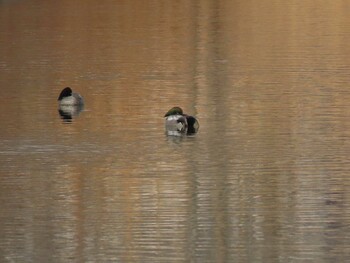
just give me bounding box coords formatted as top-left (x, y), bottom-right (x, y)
top-left (1, 1), bottom-right (350, 262)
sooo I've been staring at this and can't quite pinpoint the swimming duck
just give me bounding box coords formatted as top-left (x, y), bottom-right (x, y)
top-left (164, 106), bottom-right (199, 134)
top-left (58, 87), bottom-right (84, 106)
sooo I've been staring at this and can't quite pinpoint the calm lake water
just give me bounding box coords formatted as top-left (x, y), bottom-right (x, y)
top-left (1, 1), bottom-right (350, 262)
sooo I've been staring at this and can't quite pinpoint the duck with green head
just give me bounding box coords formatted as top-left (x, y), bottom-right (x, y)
top-left (164, 106), bottom-right (199, 134)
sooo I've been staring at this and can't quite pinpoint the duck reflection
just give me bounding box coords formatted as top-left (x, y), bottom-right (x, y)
top-left (58, 104), bottom-right (84, 122)
top-left (164, 107), bottom-right (199, 136)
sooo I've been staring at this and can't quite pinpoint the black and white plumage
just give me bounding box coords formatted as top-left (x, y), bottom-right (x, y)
top-left (58, 87), bottom-right (84, 106)
top-left (164, 107), bottom-right (199, 135)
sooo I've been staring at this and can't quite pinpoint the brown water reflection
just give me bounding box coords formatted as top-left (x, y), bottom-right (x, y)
top-left (1, 0), bottom-right (350, 262)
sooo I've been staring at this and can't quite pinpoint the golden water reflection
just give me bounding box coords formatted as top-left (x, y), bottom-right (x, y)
top-left (0, 0), bottom-right (350, 262)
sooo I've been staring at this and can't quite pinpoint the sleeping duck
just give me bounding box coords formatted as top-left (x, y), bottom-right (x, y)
top-left (58, 87), bottom-right (84, 106)
top-left (164, 106), bottom-right (199, 135)
top-left (58, 87), bottom-right (84, 122)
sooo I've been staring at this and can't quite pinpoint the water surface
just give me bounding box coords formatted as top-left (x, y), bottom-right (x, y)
top-left (1, 1), bottom-right (350, 262)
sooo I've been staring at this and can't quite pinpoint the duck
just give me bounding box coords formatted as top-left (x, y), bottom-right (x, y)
top-left (58, 87), bottom-right (84, 106)
top-left (164, 106), bottom-right (199, 134)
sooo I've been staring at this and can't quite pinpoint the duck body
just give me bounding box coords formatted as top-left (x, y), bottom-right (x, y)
top-left (164, 107), bottom-right (199, 135)
top-left (58, 87), bottom-right (84, 106)
top-left (165, 114), bottom-right (188, 132)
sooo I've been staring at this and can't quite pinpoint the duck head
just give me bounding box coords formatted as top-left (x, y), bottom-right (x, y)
top-left (164, 106), bottom-right (184, 117)
top-left (58, 87), bottom-right (73, 101)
